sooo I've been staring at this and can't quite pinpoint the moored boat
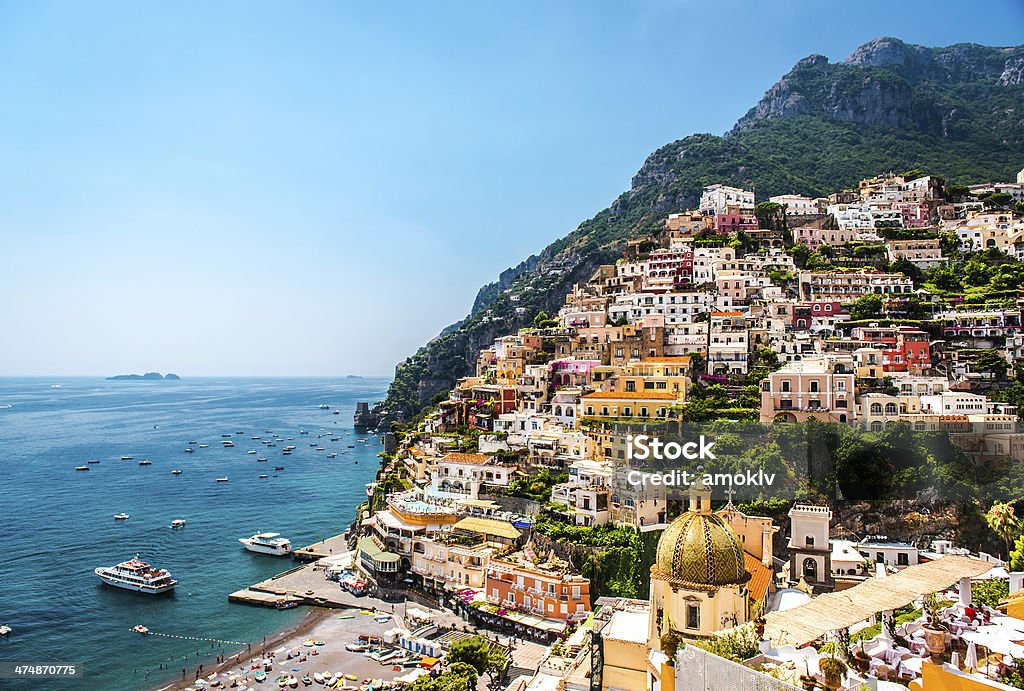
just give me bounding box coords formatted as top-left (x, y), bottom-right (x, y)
top-left (239, 532), bottom-right (292, 556)
top-left (170, 519), bottom-right (186, 529)
top-left (114, 513), bottom-right (130, 520)
top-left (75, 465), bottom-right (90, 471)
top-left (216, 477), bottom-right (229, 482)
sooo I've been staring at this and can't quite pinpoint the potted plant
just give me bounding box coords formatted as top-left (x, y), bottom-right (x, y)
top-left (852, 642), bottom-right (872, 673)
top-left (922, 592), bottom-right (948, 662)
top-left (818, 657), bottom-right (847, 691)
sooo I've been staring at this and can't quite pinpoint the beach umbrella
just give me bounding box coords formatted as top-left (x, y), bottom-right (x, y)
top-left (964, 642), bottom-right (979, 673)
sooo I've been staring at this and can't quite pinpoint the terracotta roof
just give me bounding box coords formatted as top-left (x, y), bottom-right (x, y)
top-left (441, 452), bottom-right (491, 465)
top-left (745, 552), bottom-right (773, 604)
top-left (581, 391), bottom-right (677, 400)
top-left (712, 311), bottom-right (744, 317)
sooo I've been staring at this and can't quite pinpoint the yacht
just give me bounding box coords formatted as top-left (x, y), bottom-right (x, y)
top-left (318, 403), bottom-right (329, 410)
top-left (170, 519), bottom-right (186, 529)
top-left (95, 556), bottom-right (176, 594)
top-left (239, 532), bottom-right (293, 556)
top-left (114, 513), bottom-right (130, 520)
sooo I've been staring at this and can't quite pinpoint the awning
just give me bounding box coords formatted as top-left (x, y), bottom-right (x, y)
top-left (763, 555), bottom-right (993, 647)
top-left (453, 516), bottom-right (522, 541)
top-left (357, 536), bottom-right (400, 564)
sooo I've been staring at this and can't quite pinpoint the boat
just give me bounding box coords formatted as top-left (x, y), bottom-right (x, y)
top-left (259, 474), bottom-right (268, 478)
top-left (312, 672), bottom-right (323, 684)
top-left (239, 532), bottom-right (292, 556)
top-left (282, 450), bottom-right (292, 455)
top-left (75, 465), bottom-right (90, 471)
top-left (248, 450), bottom-right (257, 454)
top-left (301, 676), bottom-right (312, 686)
top-left (171, 469), bottom-right (182, 475)
top-left (184, 447), bottom-right (194, 453)
top-left (170, 519), bottom-right (186, 529)
top-left (257, 457), bottom-right (268, 462)
top-left (274, 466), bottom-right (285, 471)
top-left (299, 430), bottom-right (307, 435)
top-left (198, 444), bottom-right (209, 448)
top-left (222, 434), bottom-right (232, 438)
top-left (223, 441), bottom-right (235, 447)
top-left (131, 624), bottom-right (149, 634)
top-left (114, 513), bottom-right (130, 520)
top-left (121, 455), bottom-right (134, 460)
top-left (188, 440), bottom-right (197, 444)
top-left (0, 625), bottom-right (11, 636)
top-left (332, 411), bottom-right (339, 415)
top-left (255, 670), bottom-right (267, 683)
top-left (315, 447), bottom-right (325, 451)
top-left (87, 459), bottom-right (101, 464)
top-left (139, 460), bottom-right (152, 466)
top-left (216, 477), bottom-right (229, 482)
top-left (318, 404), bottom-right (329, 410)
top-left (251, 436), bottom-right (261, 440)
top-left (327, 453), bottom-right (337, 459)
top-left (345, 643), bottom-right (368, 652)
top-left (94, 556), bottom-right (177, 594)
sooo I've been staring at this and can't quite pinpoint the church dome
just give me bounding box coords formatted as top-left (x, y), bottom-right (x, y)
top-left (652, 510), bottom-right (749, 588)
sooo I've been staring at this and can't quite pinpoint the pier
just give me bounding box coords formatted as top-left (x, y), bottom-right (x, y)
top-left (292, 532), bottom-right (351, 561)
top-left (227, 588), bottom-right (303, 609)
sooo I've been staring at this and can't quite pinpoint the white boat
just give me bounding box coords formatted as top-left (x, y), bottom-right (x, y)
top-left (198, 444), bottom-right (209, 448)
top-left (0, 625), bottom-right (11, 636)
top-left (114, 513), bottom-right (130, 520)
top-left (95, 556), bottom-right (177, 594)
top-left (121, 455), bottom-right (134, 460)
top-left (170, 519), bottom-right (186, 529)
top-left (75, 465), bottom-right (90, 471)
top-left (216, 477), bottom-right (229, 482)
top-left (247, 450), bottom-right (257, 454)
top-left (318, 403), bottom-right (329, 410)
top-left (223, 441), bottom-right (235, 447)
top-left (239, 532), bottom-right (292, 556)
top-left (184, 447), bottom-right (194, 453)
top-left (171, 469), bottom-right (182, 475)
top-left (258, 474), bottom-right (268, 478)
top-left (87, 459), bottom-right (101, 464)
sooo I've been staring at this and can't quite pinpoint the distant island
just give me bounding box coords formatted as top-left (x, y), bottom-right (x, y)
top-left (106, 372), bottom-right (181, 381)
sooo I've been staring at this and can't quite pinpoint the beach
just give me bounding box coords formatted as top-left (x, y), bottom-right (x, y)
top-left (158, 606), bottom-right (428, 690)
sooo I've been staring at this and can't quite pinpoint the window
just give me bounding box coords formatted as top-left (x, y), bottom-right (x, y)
top-left (781, 381), bottom-right (791, 392)
top-left (687, 604), bottom-right (700, 629)
top-left (897, 553), bottom-right (909, 566)
top-left (810, 381), bottom-right (819, 393)
top-left (806, 536), bottom-right (815, 547)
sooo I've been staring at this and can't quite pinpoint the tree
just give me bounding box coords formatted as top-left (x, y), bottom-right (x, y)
top-left (788, 243), bottom-right (812, 269)
top-left (754, 201), bottom-right (785, 230)
top-left (848, 293), bottom-right (884, 321)
top-left (986, 501), bottom-right (1021, 559)
top-left (412, 662), bottom-right (478, 691)
top-left (983, 192), bottom-right (1014, 209)
top-left (448, 636), bottom-right (491, 675)
top-left (973, 349), bottom-right (1009, 381)
top-left (533, 311), bottom-right (549, 329)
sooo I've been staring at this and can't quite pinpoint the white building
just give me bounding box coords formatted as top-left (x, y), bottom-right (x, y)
top-left (699, 184), bottom-right (754, 216)
top-left (770, 194), bottom-right (819, 216)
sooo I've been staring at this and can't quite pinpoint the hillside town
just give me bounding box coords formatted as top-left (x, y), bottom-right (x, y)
top-left (354, 168), bottom-right (1024, 690)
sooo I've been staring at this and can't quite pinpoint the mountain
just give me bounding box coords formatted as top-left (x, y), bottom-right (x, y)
top-left (379, 37), bottom-right (1024, 421)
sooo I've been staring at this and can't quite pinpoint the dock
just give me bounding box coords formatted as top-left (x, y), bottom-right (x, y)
top-left (292, 532), bottom-right (351, 561)
top-left (227, 588), bottom-right (304, 609)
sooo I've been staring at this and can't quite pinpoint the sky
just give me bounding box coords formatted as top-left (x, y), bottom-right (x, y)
top-left (1, 1), bottom-right (1022, 376)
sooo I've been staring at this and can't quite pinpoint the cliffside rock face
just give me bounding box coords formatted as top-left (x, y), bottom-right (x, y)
top-left (1000, 56), bottom-right (1024, 86)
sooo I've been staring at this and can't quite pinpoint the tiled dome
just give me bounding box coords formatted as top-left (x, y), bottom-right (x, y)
top-left (652, 505), bottom-right (748, 588)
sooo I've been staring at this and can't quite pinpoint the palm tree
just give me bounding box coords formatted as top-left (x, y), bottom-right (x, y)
top-left (985, 501), bottom-right (1020, 559)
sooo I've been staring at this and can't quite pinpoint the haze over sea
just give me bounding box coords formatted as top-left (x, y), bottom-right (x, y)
top-left (0, 376), bottom-right (389, 690)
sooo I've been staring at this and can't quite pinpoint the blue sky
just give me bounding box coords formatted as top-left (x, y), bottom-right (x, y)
top-left (1, 1), bottom-right (1022, 376)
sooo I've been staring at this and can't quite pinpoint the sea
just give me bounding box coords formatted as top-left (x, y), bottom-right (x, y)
top-left (0, 376), bottom-right (391, 691)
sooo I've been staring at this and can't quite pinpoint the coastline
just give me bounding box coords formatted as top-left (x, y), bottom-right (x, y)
top-left (153, 607), bottom-right (331, 691)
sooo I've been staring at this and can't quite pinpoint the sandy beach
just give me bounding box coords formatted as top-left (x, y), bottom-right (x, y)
top-left (158, 606), bottom-right (421, 690)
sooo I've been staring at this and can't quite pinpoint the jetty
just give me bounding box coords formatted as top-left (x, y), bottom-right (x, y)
top-left (233, 562), bottom-right (391, 611)
top-left (292, 532), bottom-right (351, 561)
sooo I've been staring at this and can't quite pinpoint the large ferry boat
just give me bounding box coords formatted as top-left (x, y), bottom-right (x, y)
top-left (94, 556), bottom-right (177, 594)
top-left (239, 532), bottom-right (293, 556)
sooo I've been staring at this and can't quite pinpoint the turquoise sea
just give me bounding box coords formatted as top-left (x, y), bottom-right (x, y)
top-left (0, 376), bottom-right (390, 690)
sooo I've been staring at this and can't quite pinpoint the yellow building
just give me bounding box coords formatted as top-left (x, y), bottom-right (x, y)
top-left (647, 477), bottom-right (751, 643)
top-left (579, 390), bottom-right (676, 420)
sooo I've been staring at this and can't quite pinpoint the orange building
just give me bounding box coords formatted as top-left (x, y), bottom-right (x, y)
top-left (485, 551), bottom-right (592, 624)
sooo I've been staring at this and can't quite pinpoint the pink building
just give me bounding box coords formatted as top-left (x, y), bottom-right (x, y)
top-left (714, 213), bottom-right (759, 234)
top-left (550, 359), bottom-right (602, 388)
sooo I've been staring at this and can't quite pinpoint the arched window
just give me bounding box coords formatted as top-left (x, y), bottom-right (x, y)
top-left (870, 421), bottom-right (884, 432)
top-left (803, 558), bottom-right (817, 582)
top-left (870, 403), bottom-right (882, 415)
top-left (885, 403), bottom-right (897, 415)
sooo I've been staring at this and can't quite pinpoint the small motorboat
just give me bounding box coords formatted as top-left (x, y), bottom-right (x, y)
top-left (0, 625), bottom-right (11, 636)
top-left (274, 466), bottom-right (285, 471)
top-left (138, 459), bottom-right (152, 466)
top-left (131, 624), bottom-right (149, 634)
top-left (312, 672), bottom-right (322, 684)
top-left (171, 469), bottom-right (183, 475)
top-left (170, 519), bottom-right (186, 529)
top-left (322, 673), bottom-right (334, 685)
top-left (75, 465), bottom-right (90, 471)
top-left (255, 670), bottom-right (267, 683)
top-left (301, 675), bottom-right (312, 686)
top-left (188, 440), bottom-right (197, 444)
top-left (248, 450), bottom-right (257, 455)
top-left (257, 457), bottom-right (268, 462)
top-left (216, 477), bottom-right (229, 482)
top-left (121, 455), bottom-right (134, 460)
top-left (114, 513), bottom-right (130, 520)
top-left (87, 459), bottom-right (101, 464)
top-left (198, 444), bottom-right (209, 448)
top-left (184, 447), bottom-right (194, 453)
top-left (259, 474), bottom-right (268, 479)
top-left (327, 453), bottom-right (337, 459)
top-left (318, 403), bottom-right (329, 410)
